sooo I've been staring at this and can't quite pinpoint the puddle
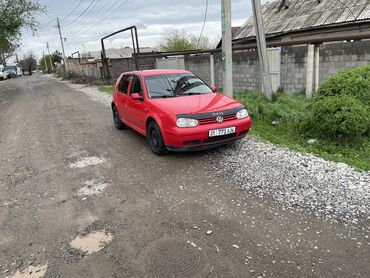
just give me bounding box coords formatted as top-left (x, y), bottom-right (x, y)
top-left (70, 230), bottom-right (113, 255)
top-left (11, 264), bottom-right (48, 278)
top-left (77, 179), bottom-right (109, 196)
top-left (69, 156), bottom-right (105, 169)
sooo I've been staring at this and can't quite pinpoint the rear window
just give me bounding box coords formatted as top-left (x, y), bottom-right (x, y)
top-left (4, 66), bottom-right (17, 72)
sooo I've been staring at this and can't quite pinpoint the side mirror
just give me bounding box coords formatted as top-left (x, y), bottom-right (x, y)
top-left (210, 86), bottom-right (217, 93)
top-left (131, 92), bottom-right (143, 101)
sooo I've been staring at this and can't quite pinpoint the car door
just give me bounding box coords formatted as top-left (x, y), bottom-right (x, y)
top-left (126, 74), bottom-right (148, 134)
top-left (116, 74), bottom-right (132, 123)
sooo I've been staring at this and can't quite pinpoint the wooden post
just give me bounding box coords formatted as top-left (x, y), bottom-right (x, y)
top-left (251, 0), bottom-right (273, 101)
top-left (221, 0), bottom-right (233, 97)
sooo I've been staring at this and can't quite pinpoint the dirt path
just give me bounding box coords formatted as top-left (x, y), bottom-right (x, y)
top-left (0, 75), bottom-right (368, 277)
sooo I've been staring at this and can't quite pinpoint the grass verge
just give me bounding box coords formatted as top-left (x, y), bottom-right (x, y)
top-left (236, 91), bottom-right (370, 171)
top-left (98, 85), bottom-right (114, 95)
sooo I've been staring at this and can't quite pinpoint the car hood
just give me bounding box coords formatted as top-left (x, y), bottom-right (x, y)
top-left (151, 93), bottom-right (243, 115)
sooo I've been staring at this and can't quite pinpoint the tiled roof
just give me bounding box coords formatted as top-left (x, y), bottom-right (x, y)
top-left (234, 0), bottom-right (370, 41)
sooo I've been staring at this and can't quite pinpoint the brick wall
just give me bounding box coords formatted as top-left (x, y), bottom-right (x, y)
top-left (184, 40), bottom-right (370, 94)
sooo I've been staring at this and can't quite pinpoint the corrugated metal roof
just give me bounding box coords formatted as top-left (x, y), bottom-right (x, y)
top-left (234, 0), bottom-right (370, 41)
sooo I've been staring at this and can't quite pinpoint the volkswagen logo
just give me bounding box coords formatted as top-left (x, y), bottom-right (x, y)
top-left (216, 116), bottom-right (224, 124)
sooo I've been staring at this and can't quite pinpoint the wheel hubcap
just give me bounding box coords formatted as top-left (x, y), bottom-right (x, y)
top-left (150, 127), bottom-right (159, 148)
top-left (113, 110), bottom-right (118, 125)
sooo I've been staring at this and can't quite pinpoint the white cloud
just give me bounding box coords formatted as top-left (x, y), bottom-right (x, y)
top-left (16, 0), bottom-right (269, 61)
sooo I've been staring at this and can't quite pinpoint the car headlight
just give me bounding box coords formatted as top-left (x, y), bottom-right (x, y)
top-left (236, 108), bottom-right (248, 119)
top-left (176, 118), bottom-right (199, 128)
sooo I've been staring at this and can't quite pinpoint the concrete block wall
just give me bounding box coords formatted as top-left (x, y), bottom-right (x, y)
top-left (184, 50), bottom-right (261, 91)
top-left (185, 40), bottom-right (370, 94)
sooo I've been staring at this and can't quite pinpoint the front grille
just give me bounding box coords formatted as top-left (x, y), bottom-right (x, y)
top-left (203, 133), bottom-right (236, 144)
top-left (198, 114), bottom-right (237, 125)
top-left (183, 140), bottom-right (201, 146)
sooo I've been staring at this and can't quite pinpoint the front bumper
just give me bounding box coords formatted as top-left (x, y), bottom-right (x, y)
top-left (163, 116), bottom-right (251, 151)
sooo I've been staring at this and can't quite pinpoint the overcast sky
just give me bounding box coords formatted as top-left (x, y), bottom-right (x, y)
top-left (19, 0), bottom-right (269, 61)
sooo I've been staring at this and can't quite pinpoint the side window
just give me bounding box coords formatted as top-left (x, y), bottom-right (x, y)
top-left (130, 75), bottom-right (143, 96)
top-left (118, 74), bottom-right (131, 94)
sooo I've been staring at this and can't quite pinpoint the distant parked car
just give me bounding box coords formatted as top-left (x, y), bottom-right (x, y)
top-left (4, 66), bottom-right (18, 78)
top-left (0, 66), bottom-right (8, 80)
top-left (111, 69), bottom-right (252, 155)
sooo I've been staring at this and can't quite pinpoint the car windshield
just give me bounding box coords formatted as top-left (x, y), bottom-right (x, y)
top-left (145, 73), bottom-right (213, 98)
top-left (4, 66), bottom-right (16, 72)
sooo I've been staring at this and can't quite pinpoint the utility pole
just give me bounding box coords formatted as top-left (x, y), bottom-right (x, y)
top-left (57, 18), bottom-right (68, 77)
top-left (43, 51), bottom-right (49, 73)
top-left (251, 0), bottom-right (273, 101)
top-left (15, 54), bottom-right (19, 64)
top-left (221, 0), bottom-right (233, 97)
top-left (46, 42), bottom-right (53, 73)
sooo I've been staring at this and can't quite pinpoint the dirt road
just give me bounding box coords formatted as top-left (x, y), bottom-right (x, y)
top-left (0, 75), bottom-right (368, 277)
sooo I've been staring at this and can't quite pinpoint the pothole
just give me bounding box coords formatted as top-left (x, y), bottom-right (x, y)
top-left (70, 230), bottom-right (113, 255)
top-left (10, 264), bottom-right (48, 278)
top-left (144, 238), bottom-right (210, 278)
top-left (69, 156), bottom-right (105, 169)
top-left (77, 179), bottom-right (109, 196)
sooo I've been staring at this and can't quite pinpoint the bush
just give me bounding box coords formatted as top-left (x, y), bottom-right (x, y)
top-left (303, 65), bottom-right (370, 140)
top-left (316, 65), bottom-right (370, 106)
top-left (304, 95), bottom-right (370, 139)
top-left (235, 91), bottom-right (309, 123)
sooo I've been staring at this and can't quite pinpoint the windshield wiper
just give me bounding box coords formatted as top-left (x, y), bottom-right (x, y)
top-left (180, 92), bottom-right (203, 96)
top-left (151, 95), bottom-right (176, 98)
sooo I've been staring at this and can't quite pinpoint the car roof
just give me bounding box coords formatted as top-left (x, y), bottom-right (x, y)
top-left (125, 69), bottom-right (192, 77)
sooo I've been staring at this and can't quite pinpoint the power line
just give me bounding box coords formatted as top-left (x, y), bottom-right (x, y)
top-left (64, 0), bottom-right (100, 29)
top-left (67, 0), bottom-right (114, 31)
top-left (197, 0), bottom-right (208, 49)
top-left (71, 0), bottom-right (130, 37)
top-left (61, 0), bottom-right (85, 21)
top-left (63, 0), bottom-right (97, 27)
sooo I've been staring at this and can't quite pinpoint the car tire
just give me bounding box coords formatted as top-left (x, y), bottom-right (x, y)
top-left (147, 121), bottom-right (168, 155)
top-left (112, 106), bottom-right (126, 130)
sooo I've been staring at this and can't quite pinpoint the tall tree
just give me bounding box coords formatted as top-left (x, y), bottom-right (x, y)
top-left (0, 0), bottom-right (44, 64)
top-left (20, 52), bottom-right (37, 75)
top-left (160, 30), bottom-right (195, 52)
top-left (190, 35), bottom-right (211, 50)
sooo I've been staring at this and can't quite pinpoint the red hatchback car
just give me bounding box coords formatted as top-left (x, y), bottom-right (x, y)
top-left (111, 69), bottom-right (251, 155)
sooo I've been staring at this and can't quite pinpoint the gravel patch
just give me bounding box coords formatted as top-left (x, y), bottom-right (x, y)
top-left (44, 75), bottom-right (112, 107)
top-left (207, 137), bottom-right (370, 228)
top-left (65, 83), bottom-right (112, 106)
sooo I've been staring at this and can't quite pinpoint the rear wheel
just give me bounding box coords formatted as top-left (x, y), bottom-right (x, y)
top-left (147, 121), bottom-right (168, 155)
top-left (112, 106), bottom-right (126, 130)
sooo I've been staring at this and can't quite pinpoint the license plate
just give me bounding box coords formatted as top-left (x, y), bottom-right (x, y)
top-left (208, 127), bottom-right (236, 137)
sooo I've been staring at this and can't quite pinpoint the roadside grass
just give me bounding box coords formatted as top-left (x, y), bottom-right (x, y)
top-left (98, 85), bottom-right (114, 95)
top-left (235, 91), bottom-right (370, 171)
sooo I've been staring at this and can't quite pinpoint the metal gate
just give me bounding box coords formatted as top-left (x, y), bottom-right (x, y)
top-left (267, 47), bottom-right (281, 92)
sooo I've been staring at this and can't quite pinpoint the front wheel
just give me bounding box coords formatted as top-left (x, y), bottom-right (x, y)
top-left (112, 106), bottom-right (126, 130)
top-left (147, 121), bottom-right (168, 155)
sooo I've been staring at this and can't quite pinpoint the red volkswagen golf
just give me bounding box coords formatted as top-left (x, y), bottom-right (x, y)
top-left (111, 69), bottom-right (251, 155)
